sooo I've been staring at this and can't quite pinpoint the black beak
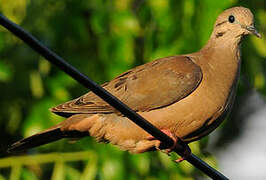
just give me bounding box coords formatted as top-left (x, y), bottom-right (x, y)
top-left (245, 25), bottom-right (261, 38)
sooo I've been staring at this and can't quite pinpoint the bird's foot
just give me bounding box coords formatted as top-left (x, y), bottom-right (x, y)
top-left (147, 129), bottom-right (191, 162)
top-left (147, 129), bottom-right (178, 155)
top-left (173, 143), bottom-right (191, 163)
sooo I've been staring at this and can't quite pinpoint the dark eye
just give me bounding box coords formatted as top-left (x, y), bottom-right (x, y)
top-left (228, 15), bottom-right (235, 23)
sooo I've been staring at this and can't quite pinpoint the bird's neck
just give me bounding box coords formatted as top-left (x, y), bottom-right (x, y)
top-left (200, 36), bottom-right (242, 67)
top-left (203, 34), bottom-right (242, 57)
top-left (192, 36), bottom-right (242, 96)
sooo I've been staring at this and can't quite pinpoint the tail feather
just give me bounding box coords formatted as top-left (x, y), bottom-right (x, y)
top-left (7, 128), bottom-right (88, 153)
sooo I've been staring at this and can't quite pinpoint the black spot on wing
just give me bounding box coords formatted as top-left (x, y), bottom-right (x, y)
top-left (131, 75), bottom-right (137, 80)
top-left (114, 77), bottom-right (127, 88)
top-left (74, 98), bottom-right (83, 105)
top-left (216, 31), bottom-right (226, 38)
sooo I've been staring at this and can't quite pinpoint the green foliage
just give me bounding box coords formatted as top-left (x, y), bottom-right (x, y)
top-left (0, 0), bottom-right (265, 179)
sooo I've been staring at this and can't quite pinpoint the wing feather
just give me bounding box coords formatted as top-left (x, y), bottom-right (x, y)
top-left (51, 56), bottom-right (202, 117)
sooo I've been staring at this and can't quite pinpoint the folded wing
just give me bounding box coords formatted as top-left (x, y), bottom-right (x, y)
top-left (51, 56), bottom-right (202, 117)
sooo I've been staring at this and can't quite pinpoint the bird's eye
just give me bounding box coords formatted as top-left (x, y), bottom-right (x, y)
top-left (228, 15), bottom-right (235, 23)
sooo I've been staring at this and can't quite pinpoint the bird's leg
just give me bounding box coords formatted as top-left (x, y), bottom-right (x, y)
top-left (174, 142), bottom-right (191, 163)
top-left (147, 129), bottom-right (191, 162)
top-left (147, 129), bottom-right (178, 155)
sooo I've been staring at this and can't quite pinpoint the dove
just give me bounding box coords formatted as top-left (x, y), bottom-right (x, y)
top-left (8, 7), bottom-right (261, 156)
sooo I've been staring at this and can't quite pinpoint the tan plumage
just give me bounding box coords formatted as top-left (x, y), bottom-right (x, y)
top-left (8, 7), bottom-right (261, 153)
top-left (52, 56), bottom-right (202, 115)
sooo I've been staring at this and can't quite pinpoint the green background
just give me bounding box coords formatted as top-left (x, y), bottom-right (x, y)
top-left (0, 0), bottom-right (265, 179)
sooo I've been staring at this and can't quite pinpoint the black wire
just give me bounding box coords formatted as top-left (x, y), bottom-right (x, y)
top-left (0, 14), bottom-right (229, 180)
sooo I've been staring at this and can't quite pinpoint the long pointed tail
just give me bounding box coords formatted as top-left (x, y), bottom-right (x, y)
top-left (7, 127), bottom-right (88, 153)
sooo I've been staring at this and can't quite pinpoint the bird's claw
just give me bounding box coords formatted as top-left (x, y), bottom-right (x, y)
top-left (147, 129), bottom-right (178, 154)
top-left (173, 142), bottom-right (191, 163)
top-left (147, 129), bottom-right (191, 162)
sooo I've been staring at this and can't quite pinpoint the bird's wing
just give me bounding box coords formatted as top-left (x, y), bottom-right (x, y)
top-left (51, 56), bottom-right (202, 117)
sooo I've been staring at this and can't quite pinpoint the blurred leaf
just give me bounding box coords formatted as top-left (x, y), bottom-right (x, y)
top-left (6, 103), bottom-right (22, 134)
top-left (30, 71), bottom-right (44, 98)
top-left (23, 99), bottom-right (54, 137)
top-left (0, 61), bottom-right (12, 82)
top-left (80, 157), bottom-right (98, 180)
top-left (21, 168), bottom-right (38, 180)
top-left (0, 174), bottom-right (5, 180)
top-left (130, 153), bottom-right (150, 175)
top-left (111, 11), bottom-right (140, 36)
top-left (10, 165), bottom-right (22, 180)
top-left (39, 57), bottom-right (51, 75)
top-left (0, 0), bottom-right (27, 25)
top-left (65, 165), bottom-right (81, 180)
top-left (52, 161), bottom-right (65, 180)
top-left (251, 36), bottom-right (266, 57)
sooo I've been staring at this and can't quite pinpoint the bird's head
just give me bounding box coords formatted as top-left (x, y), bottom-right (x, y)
top-left (212, 7), bottom-right (261, 40)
